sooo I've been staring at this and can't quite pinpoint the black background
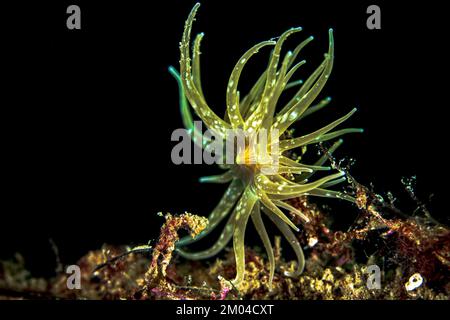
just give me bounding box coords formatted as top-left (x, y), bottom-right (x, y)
top-left (1, 0), bottom-right (448, 277)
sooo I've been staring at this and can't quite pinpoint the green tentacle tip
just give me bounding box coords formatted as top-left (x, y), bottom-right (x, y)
top-left (168, 66), bottom-right (179, 77)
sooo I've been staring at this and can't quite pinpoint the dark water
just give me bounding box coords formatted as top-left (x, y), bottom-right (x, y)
top-left (1, 0), bottom-right (447, 277)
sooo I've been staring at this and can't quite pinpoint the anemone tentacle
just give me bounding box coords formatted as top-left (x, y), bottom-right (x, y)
top-left (263, 206), bottom-right (306, 277)
top-left (250, 202), bottom-right (275, 289)
top-left (177, 208), bottom-right (237, 260)
top-left (177, 178), bottom-right (243, 247)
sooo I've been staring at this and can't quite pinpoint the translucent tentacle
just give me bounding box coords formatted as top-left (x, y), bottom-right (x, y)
top-left (231, 187), bottom-right (258, 287)
top-left (275, 29), bottom-right (335, 135)
top-left (304, 188), bottom-right (355, 202)
top-left (273, 199), bottom-right (310, 223)
top-left (279, 155), bottom-right (331, 171)
top-left (283, 60), bottom-right (307, 88)
top-left (257, 190), bottom-right (300, 231)
top-left (270, 187), bottom-right (355, 202)
top-left (319, 176), bottom-right (347, 188)
top-left (199, 170), bottom-right (234, 184)
top-left (238, 37), bottom-right (310, 119)
top-left (246, 27), bottom-right (303, 132)
top-left (284, 79), bottom-right (304, 90)
top-left (239, 72), bottom-right (267, 120)
top-left (279, 108), bottom-right (357, 152)
top-left (262, 51), bottom-right (295, 128)
top-left (177, 211), bottom-right (236, 260)
top-left (250, 202), bottom-right (275, 290)
top-left (180, 3), bottom-right (231, 137)
top-left (278, 58), bottom-right (326, 116)
top-left (269, 174), bottom-right (298, 186)
top-left (227, 41), bottom-right (276, 128)
top-left (256, 171), bottom-right (345, 196)
top-left (298, 96), bottom-right (332, 120)
top-left (277, 166), bottom-right (314, 175)
top-left (263, 206), bottom-right (305, 277)
top-left (313, 128), bottom-right (364, 143)
top-left (286, 35), bottom-right (314, 70)
top-left (177, 179), bottom-right (243, 247)
top-left (315, 138), bottom-right (343, 166)
top-left (192, 32), bottom-right (206, 99)
top-left (168, 66), bottom-right (206, 148)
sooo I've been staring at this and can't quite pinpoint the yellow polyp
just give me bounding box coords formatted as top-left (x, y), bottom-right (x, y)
top-left (173, 3), bottom-right (363, 290)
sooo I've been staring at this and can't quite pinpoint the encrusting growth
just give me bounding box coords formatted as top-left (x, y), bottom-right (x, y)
top-left (145, 213), bottom-right (208, 294)
top-left (170, 3), bottom-right (362, 289)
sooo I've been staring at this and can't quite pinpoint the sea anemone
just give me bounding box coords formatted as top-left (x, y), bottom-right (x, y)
top-left (169, 3), bottom-right (362, 289)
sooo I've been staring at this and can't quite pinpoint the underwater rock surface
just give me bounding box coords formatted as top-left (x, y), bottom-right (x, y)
top-left (1, 193), bottom-right (448, 300)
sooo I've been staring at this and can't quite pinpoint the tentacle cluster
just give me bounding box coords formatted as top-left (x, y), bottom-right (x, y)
top-left (170, 3), bottom-right (362, 289)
